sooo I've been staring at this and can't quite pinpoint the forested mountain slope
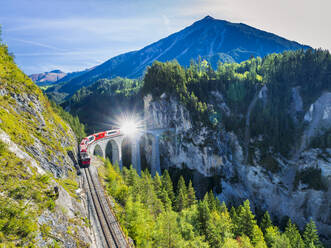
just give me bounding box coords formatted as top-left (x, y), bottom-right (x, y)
top-left (141, 49), bottom-right (331, 245)
top-left (67, 49), bottom-right (330, 156)
top-left (0, 43), bottom-right (90, 246)
top-left (48, 15), bottom-right (310, 101)
top-left (66, 49), bottom-right (331, 245)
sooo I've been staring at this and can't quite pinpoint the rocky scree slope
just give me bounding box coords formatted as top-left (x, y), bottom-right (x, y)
top-left (0, 45), bottom-right (93, 247)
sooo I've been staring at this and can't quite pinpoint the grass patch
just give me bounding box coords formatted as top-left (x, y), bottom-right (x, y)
top-left (57, 170), bottom-right (79, 199)
top-left (0, 141), bottom-right (56, 245)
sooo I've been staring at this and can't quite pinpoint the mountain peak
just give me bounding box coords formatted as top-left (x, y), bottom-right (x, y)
top-left (50, 69), bottom-right (64, 73)
top-left (51, 16), bottom-right (310, 99)
top-left (203, 15), bottom-right (214, 20)
top-left (29, 69), bottom-right (67, 85)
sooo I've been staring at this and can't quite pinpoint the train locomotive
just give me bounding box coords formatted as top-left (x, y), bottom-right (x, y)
top-left (78, 129), bottom-right (121, 167)
top-left (78, 138), bottom-right (90, 167)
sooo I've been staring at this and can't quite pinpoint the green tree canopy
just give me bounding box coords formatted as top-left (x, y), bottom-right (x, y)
top-left (260, 211), bottom-right (273, 234)
top-left (175, 176), bottom-right (188, 211)
top-left (237, 200), bottom-right (257, 239)
top-left (187, 180), bottom-right (197, 207)
top-left (303, 219), bottom-right (322, 248)
top-left (284, 219), bottom-right (304, 248)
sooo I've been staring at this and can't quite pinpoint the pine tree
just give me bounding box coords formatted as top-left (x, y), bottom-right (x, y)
top-left (239, 235), bottom-right (254, 248)
top-left (264, 226), bottom-right (280, 247)
top-left (207, 191), bottom-right (217, 211)
top-left (272, 234), bottom-right (291, 248)
top-left (205, 214), bottom-right (223, 248)
top-left (113, 160), bottom-right (121, 173)
top-left (160, 188), bottom-right (172, 210)
top-left (209, 209), bottom-right (234, 245)
top-left (215, 195), bottom-right (222, 212)
top-left (177, 176), bottom-right (187, 195)
top-left (250, 225), bottom-right (267, 247)
top-left (222, 238), bottom-right (240, 248)
top-left (303, 219), bottom-right (322, 248)
top-left (219, 201), bottom-right (228, 214)
top-left (187, 180), bottom-right (196, 207)
top-left (153, 172), bottom-right (162, 198)
top-left (124, 196), bottom-right (154, 247)
top-left (237, 200), bottom-right (257, 240)
top-left (230, 206), bottom-right (238, 220)
top-left (175, 189), bottom-right (188, 212)
top-left (126, 166), bottom-right (139, 187)
top-left (284, 219), bottom-right (304, 248)
top-left (161, 170), bottom-right (175, 204)
top-left (230, 206), bottom-right (240, 237)
top-left (152, 197), bottom-right (164, 218)
top-left (197, 199), bottom-right (211, 236)
top-left (142, 172), bottom-right (164, 217)
top-left (126, 166), bottom-right (141, 200)
top-left (260, 211), bottom-right (272, 234)
top-left (153, 210), bottom-right (183, 248)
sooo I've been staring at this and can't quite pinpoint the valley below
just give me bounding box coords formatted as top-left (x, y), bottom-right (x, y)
top-left (0, 14), bottom-right (330, 248)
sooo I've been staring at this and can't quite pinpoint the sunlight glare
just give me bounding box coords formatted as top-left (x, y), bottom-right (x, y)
top-left (121, 120), bottom-right (138, 136)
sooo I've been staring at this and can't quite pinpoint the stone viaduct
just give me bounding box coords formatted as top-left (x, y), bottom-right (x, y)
top-left (88, 128), bottom-right (173, 176)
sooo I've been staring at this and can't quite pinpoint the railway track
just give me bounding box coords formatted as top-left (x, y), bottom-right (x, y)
top-left (84, 167), bottom-right (129, 248)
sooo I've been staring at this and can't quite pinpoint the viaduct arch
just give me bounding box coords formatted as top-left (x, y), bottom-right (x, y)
top-left (88, 128), bottom-right (174, 176)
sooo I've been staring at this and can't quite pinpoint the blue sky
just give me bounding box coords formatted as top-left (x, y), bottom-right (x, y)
top-left (0, 0), bottom-right (330, 74)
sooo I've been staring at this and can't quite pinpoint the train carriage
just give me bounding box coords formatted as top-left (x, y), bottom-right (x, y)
top-left (78, 128), bottom-right (121, 167)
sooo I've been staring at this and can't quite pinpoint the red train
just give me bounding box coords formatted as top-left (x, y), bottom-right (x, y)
top-left (78, 129), bottom-right (121, 167)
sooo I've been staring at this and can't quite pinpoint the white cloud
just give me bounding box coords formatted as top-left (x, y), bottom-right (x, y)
top-left (10, 38), bottom-right (67, 51)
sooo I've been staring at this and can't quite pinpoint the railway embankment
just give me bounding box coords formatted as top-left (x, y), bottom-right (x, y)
top-left (85, 155), bottom-right (132, 248)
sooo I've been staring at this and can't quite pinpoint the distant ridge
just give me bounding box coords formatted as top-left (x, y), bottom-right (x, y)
top-left (48, 15), bottom-right (311, 100)
top-left (29, 70), bottom-right (66, 86)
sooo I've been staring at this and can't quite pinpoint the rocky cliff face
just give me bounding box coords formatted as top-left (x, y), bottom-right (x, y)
top-left (144, 94), bottom-right (240, 177)
top-left (144, 89), bottom-right (331, 242)
top-left (0, 46), bottom-right (95, 247)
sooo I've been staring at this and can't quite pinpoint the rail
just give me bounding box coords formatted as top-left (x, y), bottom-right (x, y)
top-left (84, 167), bottom-right (130, 247)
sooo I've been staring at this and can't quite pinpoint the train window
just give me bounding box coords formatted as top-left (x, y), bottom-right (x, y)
top-left (89, 136), bottom-right (95, 142)
top-left (81, 153), bottom-right (89, 159)
top-left (107, 131), bottom-right (117, 135)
